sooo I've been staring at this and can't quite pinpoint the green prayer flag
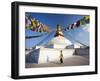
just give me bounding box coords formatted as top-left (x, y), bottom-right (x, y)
top-left (80, 18), bottom-right (86, 26)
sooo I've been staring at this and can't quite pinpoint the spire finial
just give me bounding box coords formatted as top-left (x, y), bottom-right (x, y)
top-left (54, 24), bottom-right (64, 37)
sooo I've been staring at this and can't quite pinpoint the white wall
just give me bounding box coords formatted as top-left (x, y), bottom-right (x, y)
top-left (38, 48), bottom-right (74, 63)
top-left (0, 0), bottom-right (99, 81)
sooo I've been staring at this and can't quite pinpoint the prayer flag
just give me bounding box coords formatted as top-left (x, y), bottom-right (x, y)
top-left (80, 18), bottom-right (86, 26)
top-left (76, 20), bottom-right (80, 27)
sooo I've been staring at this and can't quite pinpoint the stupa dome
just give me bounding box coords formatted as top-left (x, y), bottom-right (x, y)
top-left (50, 36), bottom-right (72, 46)
top-left (47, 24), bottom-right (72, 48)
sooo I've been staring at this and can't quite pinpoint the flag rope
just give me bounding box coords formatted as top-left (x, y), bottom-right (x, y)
top-left (25, 32), bottom-right (48, 39)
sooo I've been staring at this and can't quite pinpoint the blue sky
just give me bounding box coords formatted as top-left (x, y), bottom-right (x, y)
top-left (25, 12), bottom-right (89, 48)
top-left (26, 12), bottom-right (85, 30)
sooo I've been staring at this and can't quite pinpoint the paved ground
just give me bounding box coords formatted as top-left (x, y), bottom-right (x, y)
top-left (25, 55), bottom-right (89, 68)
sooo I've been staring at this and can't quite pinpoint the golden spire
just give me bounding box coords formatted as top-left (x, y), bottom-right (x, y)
top-left (54, 24), bottom-right (64, 37)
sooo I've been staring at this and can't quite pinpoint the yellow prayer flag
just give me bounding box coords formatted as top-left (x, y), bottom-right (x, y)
top-left (85, 16), bottom-right (90, 20)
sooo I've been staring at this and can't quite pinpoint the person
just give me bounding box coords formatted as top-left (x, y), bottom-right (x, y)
top-left (59, 50), bottom-right (64, 63)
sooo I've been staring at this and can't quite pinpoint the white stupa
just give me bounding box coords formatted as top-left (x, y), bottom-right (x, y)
top-left (45, 24), bottom-right (72, 49)
top-left (26, 25), bottom-right (75, 64)
top-left (26, 25), bottom-right (89, 64)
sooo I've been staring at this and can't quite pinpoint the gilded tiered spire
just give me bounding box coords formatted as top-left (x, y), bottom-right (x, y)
top-left (54, 24), bottom-right (64, 37)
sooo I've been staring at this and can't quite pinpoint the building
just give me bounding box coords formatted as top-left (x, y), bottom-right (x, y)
top-left (26, 25), bottom-right (76, 63)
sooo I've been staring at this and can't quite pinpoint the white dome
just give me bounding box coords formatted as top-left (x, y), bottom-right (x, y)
top-left (49, 36), bottom-right (72, 46)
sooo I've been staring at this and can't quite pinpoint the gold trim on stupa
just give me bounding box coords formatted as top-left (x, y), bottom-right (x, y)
top-left (54, 24), bottom-right (64, 37)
